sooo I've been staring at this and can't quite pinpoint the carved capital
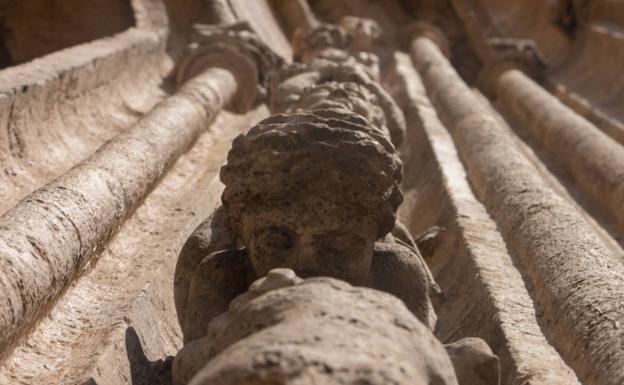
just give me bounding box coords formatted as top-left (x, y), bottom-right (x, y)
top-left (405, 22), bottom-right (451, 58)
top-left (292, 22), bottom-right (352, 63)
top-left (292, 17), bottom-right (383, 63)
top-left (478, 37), bottom-right (546, 95)
top-left (176, 22), bottom-right (284, 113)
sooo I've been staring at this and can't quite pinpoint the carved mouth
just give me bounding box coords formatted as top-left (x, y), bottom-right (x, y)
top-left (296, 270), bottom-right (322, 278)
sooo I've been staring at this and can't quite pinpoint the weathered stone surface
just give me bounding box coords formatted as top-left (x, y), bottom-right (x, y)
top-left (175, 271), bottom-right (459, 385)
top-left (0, 106), bottom-right (269, 385)
top-left (221, 109), bottom-right (402, 247)
top-left (411, 33), bottom-right (624, 385)
top-left (452, 0), bottom-right (624, 146)
top-left (3, 2), bottom-right (623, 384)
top-left (385, 51), bottom-right (580, 384)
top-left (495, 68), bottom-right (624, 233)
top-left (445, 338), bottom-right (499, 385)
top-left (269, 61), bottom-right (405, 146)
top-left (177, 22), bottom-right (285, 112)
top-left (0, 27), bottom-right (168, 216)
top-left (0, 20), bottom-right (283, 358)
top-left (0, 65), bottom-right (238, 360)
top-left (178, 108), bottom-right (438, 341)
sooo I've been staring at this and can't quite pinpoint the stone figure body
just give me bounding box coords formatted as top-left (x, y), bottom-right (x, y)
top-left (172, 15), bottom-right (499, 385)
top-left (175, 109), bottom-right (439, 343)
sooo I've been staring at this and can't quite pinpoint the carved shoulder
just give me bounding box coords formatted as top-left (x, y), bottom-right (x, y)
top-left (370, 239), bottom-right (438, 330)
top-left (183, 249), bottom-right (254, 343)
top-left (174, 206), bottom-right (236, 328)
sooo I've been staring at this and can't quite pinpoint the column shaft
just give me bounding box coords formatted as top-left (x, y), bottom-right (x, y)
top-left (410, 35), bottom-right (624, 385)
top-left (0, 67), bottom-right (237, 358)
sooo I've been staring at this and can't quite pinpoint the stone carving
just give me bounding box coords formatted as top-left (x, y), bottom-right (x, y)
top-left (478, 37), bottom-right (547, 94)
top-left (176, 22), bottom-right (285, 112)
top-left (277, 16), bottom-right (406, 146)
top-left (176, 109), bottom-right (438, 342)
top-left (173, 269), bottom-right (459, 385)
top-left (269, 59), bottom-right (405, 146)
top-left (292, 16), bottom-right (382, 63)
top-left (2, 1), bottom-right (622, 384)
top-left (173, 12), bottom-right (499, 385)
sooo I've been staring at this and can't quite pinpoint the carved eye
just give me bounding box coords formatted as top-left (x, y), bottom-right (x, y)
top-left (319, 233), bottom-right (361, 254)
top-left (256, 227), bottom-right (294, 251)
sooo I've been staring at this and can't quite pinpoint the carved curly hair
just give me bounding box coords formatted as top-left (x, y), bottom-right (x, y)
top-left (220, 109), bottom-right (403, 239)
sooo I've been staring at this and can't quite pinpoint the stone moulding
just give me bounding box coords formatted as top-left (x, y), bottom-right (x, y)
top-left (386, 51), bottom-right (580, 384)
top-left (0, 56), bottom-right (241, 360)
top-left (0, 27), bottom-right (168, 216)
top-left (0, 107), bottom-right (268, 385)
top-left (410, 33), bottom-right (624, 385)
top-left (549, 81), bottom-right (624, 147)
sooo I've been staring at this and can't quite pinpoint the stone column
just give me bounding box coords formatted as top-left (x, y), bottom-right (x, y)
top-left (0, 26), bottom-right (277, 360)
top-left (492, 66), bottom-right (624, 232)
top-left (386, 50), bottom-right (580, 385)
top-left (453, 0), bottom-right (624, 235)
top-left (409, 26), bottom-right (624, 385)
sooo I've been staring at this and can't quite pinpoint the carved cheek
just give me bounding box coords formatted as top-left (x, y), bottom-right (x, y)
top-left (248, 227), bottom-right (295, 273)
top-left (287, 233), bottom-right (320, 272)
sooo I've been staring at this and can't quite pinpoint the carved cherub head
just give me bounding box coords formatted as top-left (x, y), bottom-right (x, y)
top-left (292, 16), bottom-right (383, 64)
top-left (286, 81), bottom-right (390, 139)
top-left (292, 22), bottom-right (351, 63)
top-left (220, 109), bottom-right (402, 284)
top-left (338, 16), bottom-right (383, 53)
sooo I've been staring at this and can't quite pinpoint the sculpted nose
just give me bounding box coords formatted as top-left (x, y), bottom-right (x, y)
top-left (289, 234), bottom-right (321, 276)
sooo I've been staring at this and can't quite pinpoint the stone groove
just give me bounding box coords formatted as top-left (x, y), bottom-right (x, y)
top-left (387, 51), bottom-right (580, 385)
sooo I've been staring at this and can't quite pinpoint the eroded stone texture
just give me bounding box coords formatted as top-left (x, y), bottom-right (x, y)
top-left (0, 65), bottom-right (237, 360)
top-left (269, 61), bottom-right (405, 146)
top-left (411, 31), bottom-right (624, 385)
top-left (445, 338), bottom-right (499, 385)
top-left (177, 109), bottom-right (439, 341)
top-left (177, 22), bottom-right (285, 112)
top-left (3, 1), bottom-right (624, 385)
top-left (386, 51), bottom-right (580, 384)
top-left (269, 15), bottom-right (406, 146)
top-left (174, 270), bottom-right (459, 385)
top-left (0, 21), bottom-right (283, 361)
top-left (221, 109), bottom-right (402, 247)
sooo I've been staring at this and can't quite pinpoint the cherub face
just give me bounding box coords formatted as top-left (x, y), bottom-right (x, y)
top-left (238, 200), bottom-right (377, 285)
top-left (338, 16), bottom-right (382, 52)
